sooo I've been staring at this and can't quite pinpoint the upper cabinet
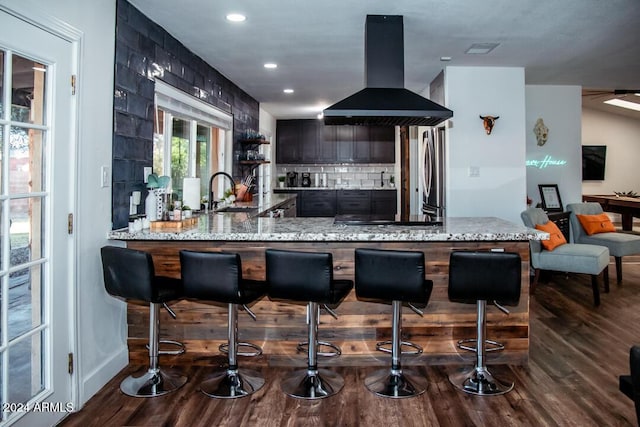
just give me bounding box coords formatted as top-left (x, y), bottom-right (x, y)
top-left (277, 120), bottom-right (395, 164)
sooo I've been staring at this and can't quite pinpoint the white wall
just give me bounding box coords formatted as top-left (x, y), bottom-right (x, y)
top-left (525, 86), bottom-right (582, 208)
top-left (259, 107), bottom-right (277, 188)
top-left (444, 66), bottom-right (527, 224)
top-left (582, 107), bottom-right (640, 195)
top-left (11, 0), bottom-right (125, 407)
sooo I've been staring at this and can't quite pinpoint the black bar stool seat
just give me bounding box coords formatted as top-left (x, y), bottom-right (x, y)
top-left (355, 248), bottom-right (433, 398)
top-left (100, 246), bottom-right (187, 397)
top-left (265, 249), bottom-right (353, 400)
top-left (180, 250), bottom-right (267, 399)
top-left (448, 251), bottom-right (521, 396)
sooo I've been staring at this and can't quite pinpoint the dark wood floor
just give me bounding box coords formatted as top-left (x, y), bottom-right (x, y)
top-left (59, 256), bottom-right (640, 427)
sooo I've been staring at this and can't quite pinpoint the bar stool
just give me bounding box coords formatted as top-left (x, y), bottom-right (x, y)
top-left (354, 248), bottom-right (433, 398)
top-left (265, 249), bottom-right (353, 399)
top-left (180, 250), bottom-right (266, 398)
top-left (100, 246), bottom-right (187, 397)
top-left (447, 250), bottom-right (521, 396)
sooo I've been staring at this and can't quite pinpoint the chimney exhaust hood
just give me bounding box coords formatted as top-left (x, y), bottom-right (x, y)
top-left (323, 15), bottom-right (453, 127)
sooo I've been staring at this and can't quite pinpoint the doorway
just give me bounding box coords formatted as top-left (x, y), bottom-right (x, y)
top-left (0, 9), bottom-right (77, 427)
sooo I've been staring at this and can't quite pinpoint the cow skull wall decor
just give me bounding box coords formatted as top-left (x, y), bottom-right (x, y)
top-left (479, 115), bottom-right (499, 135)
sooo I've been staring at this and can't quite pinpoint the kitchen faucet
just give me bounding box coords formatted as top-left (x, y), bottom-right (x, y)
top-left (208, 172), bottom-right (236, 210)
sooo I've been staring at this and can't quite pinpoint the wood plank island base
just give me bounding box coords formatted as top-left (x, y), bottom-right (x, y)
top-left (109, 212), bottom-right (546, 368)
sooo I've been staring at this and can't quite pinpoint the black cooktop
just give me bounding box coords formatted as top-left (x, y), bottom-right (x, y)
top-left (333, 214), bottom-right (443, 226)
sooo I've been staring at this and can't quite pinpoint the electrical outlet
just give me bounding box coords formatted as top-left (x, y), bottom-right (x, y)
top-left (469, 166), bottom-right (480, 177)
top-left (143, 167), bottom-right (152, 183)
top-left (101, 166), bottom-right (111, 188)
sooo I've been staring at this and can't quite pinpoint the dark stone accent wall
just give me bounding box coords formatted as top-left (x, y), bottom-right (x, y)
top-left (112, 0), bottom-right (260, 229)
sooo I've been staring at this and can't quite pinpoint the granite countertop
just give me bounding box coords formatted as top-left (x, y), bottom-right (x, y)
top-left (275, 186), bottom-right (395, 191)
top-left (109, 212), bottom-right (548, 242)
top-left (212, 192), bottom-right (295, 213)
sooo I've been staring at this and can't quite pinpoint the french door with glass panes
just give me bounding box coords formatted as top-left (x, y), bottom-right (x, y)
top-left (0, 9), bottom-right (75, 427)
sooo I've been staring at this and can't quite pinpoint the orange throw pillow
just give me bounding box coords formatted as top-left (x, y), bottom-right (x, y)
top-left (535, 221), bottom-right (567, 251)
top-left (576, 213), bottom-right (616, 235)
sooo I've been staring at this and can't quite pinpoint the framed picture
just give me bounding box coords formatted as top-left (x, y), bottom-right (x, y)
top-left (538, 184), bottom-right (563, 212)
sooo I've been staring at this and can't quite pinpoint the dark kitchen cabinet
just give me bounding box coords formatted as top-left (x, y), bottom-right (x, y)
top-left (277, 120), bottom-right (331, 163)
top-left (299, 190), bottom-right (336, 217)
top-left (353, 126), bottom-right (371, 162)
top-left (277, 120), bottom-right (395, 164)
top-left (337, 190), bottom-right (371, 214)
top-left (316, 122), bottom-right (336, 162)
top-left (276, 120), bottom-right (301, 164)
top-left (332, 126), bottom-right (353, 163)
top-left (369, 126), bottom-right (395, 163)
top-left (371, 190), bottom-right (397, 216)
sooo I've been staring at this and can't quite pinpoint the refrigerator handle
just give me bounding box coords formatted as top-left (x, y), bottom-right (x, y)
top-left (424, 130), bottom-right (433, 200)
top-left (419, 131), bottom-right (427, 197)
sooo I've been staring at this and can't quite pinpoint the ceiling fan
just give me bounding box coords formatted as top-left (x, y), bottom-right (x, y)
top-left (582, 88), bottom-right (640, 98)
top-left (582, 88), bottom-right (640, 115)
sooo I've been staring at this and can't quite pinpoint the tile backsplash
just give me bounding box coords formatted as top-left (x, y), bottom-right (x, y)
top-left (276, 164), bottom-right (397, 188)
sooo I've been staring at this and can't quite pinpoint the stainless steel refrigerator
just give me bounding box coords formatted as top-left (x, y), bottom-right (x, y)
top-left (419, 126), bottom-right (446, 218)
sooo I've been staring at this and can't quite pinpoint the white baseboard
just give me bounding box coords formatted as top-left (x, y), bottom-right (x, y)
top-left (78, 346), bottom-right (128, 407)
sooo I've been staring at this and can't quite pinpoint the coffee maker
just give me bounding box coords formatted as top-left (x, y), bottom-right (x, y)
top-left (301, 172), bottom-right (311, 187)
top-left (286, 172), bottom-right (298, 187)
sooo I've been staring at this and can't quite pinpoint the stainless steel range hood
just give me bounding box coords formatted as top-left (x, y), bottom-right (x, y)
top-left (323, 15), bottom-right (453, 127)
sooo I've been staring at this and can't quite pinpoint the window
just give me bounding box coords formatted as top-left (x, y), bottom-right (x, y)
top-left (153, 80), bottom-right (232, 202)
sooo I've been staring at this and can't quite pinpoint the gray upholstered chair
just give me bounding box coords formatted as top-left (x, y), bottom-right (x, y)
top-left (567, 202), bottom-right (640, 283)
top-left (521, 207), bottom-right (610, 306)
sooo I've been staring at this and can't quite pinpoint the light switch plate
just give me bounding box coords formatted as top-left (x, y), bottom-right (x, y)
top-left (143, 167), bottom-right (152, 183)
top-left (101, 166), bottom-right (111, 188)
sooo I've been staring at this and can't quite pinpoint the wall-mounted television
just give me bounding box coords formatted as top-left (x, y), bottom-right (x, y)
top-left (582, 145), bottom-right (607, 181)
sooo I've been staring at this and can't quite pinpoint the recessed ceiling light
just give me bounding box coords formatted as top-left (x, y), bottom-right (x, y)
top-left (226, 13), bottom-right (246, 22)
top-left (465, 43), bottom-right (500, 55)
top-left (604, 98), bottom-right (640, 112)
top-left (264, 63), bottom-right (278, 69)
top-left (440, 56), bottom-right (452, 62)
top-left (283, 88), bottom-right (294, 94)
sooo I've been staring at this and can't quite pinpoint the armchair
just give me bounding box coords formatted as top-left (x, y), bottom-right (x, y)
top-left (567, 202), bottom-right (640, 283)
top-left (521, 207), bottom-right (610, 306)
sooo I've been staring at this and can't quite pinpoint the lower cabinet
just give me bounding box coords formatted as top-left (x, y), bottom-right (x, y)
top-left (371, 190), bottom-right (397, 216)
top-left (299, 190), bottom-right (337, 217)
top-left (337, 190), bottom-right (371, 215)
top-left (294, 189), bottom-right (397, 217)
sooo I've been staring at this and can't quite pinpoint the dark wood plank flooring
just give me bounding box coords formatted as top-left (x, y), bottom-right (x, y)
top-left (59, 256), bottom-right (640, 426)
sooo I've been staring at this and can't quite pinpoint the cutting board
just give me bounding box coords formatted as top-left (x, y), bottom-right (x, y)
top-left (150, 216), bottom-right (198, 231)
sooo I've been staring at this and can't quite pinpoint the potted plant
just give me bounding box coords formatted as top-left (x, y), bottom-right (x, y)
top-left (278, 176), bottom-right (286, 188)
top-left (182, 205), bottom-right (192, 218)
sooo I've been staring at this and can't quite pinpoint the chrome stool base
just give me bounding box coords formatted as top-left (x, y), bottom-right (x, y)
top-left (219, 341), bottom-right (263, 357)
top-left (120, 368), bottom-right (187, 398)
top-left (296, 341), bottom-right (341, 357)
top-left (376, 340), bottom-right (423, 355)
top-left (457, 338), bottom-right (504, 353)
top-left (201, 368), bottom-right (264, 399)
top-left (449, 366), bottom-right (513, 396)
top-left (281, 369), bottom-right (344, 399)
top-left (146, 339), bottom-right (186, 356)
top-left (364, 368), bottom-right (428, 398)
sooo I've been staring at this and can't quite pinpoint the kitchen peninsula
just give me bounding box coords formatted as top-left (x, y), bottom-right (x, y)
top-left (109, 196), bottom-right (545, 367)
